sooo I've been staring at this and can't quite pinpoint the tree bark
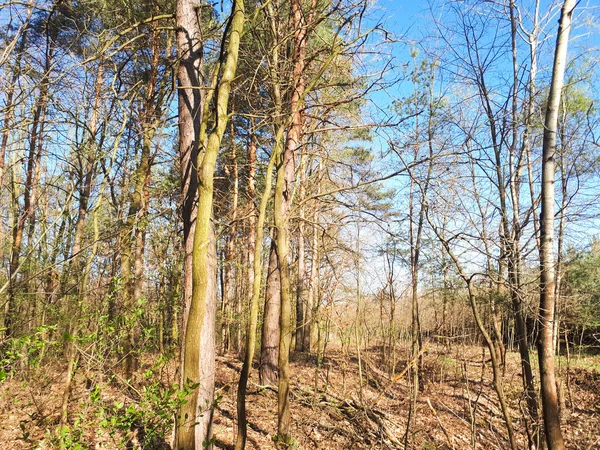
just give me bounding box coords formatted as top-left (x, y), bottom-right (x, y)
top-left (175, 0), bottom-right (204, 444)
top-left (222, 120), bottom-right (239, 354)
top-left (304, 208), bottom-right (319, 354)
top-left (176, 1), bottom-right (244, 448)
top-left (538, 1), bottom-right (575, 448)
top-left (275, 0), bottom-right (312, 443)
top-left (120, 21), bottom-right (161, 378)
top-left (260, 239), bottom-right (281, 386)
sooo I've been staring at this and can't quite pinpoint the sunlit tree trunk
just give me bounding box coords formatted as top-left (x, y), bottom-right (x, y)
top-left (508, 3), bottom-right (540, 445)
top-left (538, 1), bottom-right (576, 448)
top-left (175, 0), bottom-right (204, 443)
top-left (176, 1), bottom-right (244, 448)
top-left (304, 203), bottom-right (320, 354)
top-left (120, 21), bottom-right (161, 378)
top-left (275, 0), bottom-right (313, 443)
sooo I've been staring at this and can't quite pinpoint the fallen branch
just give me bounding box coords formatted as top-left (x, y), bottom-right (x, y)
top-left (426, 397), bottom-right (455, 450)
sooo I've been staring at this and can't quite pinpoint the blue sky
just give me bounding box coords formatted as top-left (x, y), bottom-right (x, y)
top-left (348, 0), bottom-right (600, 294)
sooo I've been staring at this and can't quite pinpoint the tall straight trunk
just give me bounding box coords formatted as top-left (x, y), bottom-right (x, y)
top-left (230, 123), bottom-right (239, 352)
top-left (404, 167), bottom-right (422, 447)
top-left (60, 60), bottom-right (104, 425)
top-left (176, 1), bottom-right (244, 448)
top-left (306, 160), bottom-right (323, 353)
top-left (353, 216), bottom-right (365, 403)
top-left (175, 0), bottom-right (205, 442)
top-left (274, 164), bottom-right (293, 444)
top-left (405, 68), bottom-right (436, 430)
top-left (275, 0), bottom-right (313, 443)
top-left (525, 0), bottom-right (542, 253)
top-left (177, 0), bottom-right (203, 359)
top-left (246, 126), bottom-right (257, 311)
top-left (70, 62), bottom-right (103, 281)
top-left (404, 87), bottom-right (433, 443)
top-left (538, 1), bottom-right (575, 448)
top-left (246, 127), bottom-right (257, 300)
top-left (259, 1), bottom-right (285, 389)
top-left (133, 23), bottom-right (162, 304)
top-left (554, 116), bottom-right (569, 364)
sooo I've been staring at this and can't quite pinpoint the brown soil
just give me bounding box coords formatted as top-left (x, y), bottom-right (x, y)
top-left (1, 344), bottom-right (598, 449)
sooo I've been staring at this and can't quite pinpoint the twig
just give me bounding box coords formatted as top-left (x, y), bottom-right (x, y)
top-left (426, 397), bottom-right (455, 450)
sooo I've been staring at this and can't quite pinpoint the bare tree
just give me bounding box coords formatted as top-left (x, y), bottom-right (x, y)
top-left (538, 1), bottom-right (576, 448)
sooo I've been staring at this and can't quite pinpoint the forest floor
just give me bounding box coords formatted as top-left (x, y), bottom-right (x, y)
top-left (1, 343), bottom-right (599, 449)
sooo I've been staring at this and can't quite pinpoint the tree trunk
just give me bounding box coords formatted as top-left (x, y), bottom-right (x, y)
top-left (538, 1), bottom-right (575, 448)
top-left (260, 239), bottom-right (281, 386)
top-left (175, 0), bottom-right (203, 444)
top-left (295, 174), bottom-right (306, 352)
top-left (235, 128), bottom-right (277, 450)
top-left (121, 22), bottom-right (160, 377)
top-left (304, 210), bottom-right (319, 354)
top-left (275, 0), bottom-right (313, 443)
top-left (60, 59), bottom-right (104, 425)
top-left (176, 1), bottom-right (244, 448)
top-left (222, 120), bottom-right (239, 354)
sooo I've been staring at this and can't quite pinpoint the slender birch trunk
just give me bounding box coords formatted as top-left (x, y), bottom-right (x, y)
top-left (538, 1), bottom-right (576, 448)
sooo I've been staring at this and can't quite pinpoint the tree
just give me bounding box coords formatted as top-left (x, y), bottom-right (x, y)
top-left (175, 0), bottom-right (245, 448)
top-left (538, 0), bottom-right (576, 448)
